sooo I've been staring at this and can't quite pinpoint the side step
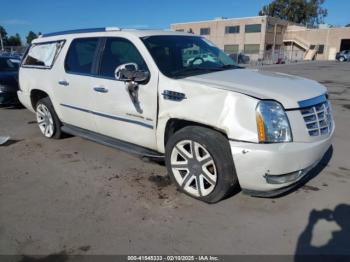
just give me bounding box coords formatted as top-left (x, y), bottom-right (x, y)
top-left (61, 124), bottom-right (164, 159)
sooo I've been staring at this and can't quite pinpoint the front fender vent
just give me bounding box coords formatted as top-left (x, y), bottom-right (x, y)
top-left (161, 90), bottom-right (186, 101)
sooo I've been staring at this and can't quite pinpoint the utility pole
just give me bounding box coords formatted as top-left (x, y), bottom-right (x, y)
top-left (0, 32), bottom-right (4, 51)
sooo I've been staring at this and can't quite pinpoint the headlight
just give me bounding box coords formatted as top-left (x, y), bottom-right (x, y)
top-left (256, 101), bottom-right (292, 143)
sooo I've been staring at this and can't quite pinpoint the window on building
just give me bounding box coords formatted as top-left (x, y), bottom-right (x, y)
top-left (225, 26), bottom-right (240, 34)
top-left (200, 28), bottom-right (210, 35)
top-left (65, 38), bottom-right (99, 74)
top-left (99, 38), bottom-right (148, 78)
top-left (245, 24), bottom-right (261, 33)
top-left (276, 25), bottom-right (283, 33)
top-left (224, 45), bottom-right (239, 54)
top-left (317, 45), bottom-right (325, 54)
top-left (23, 41), bottom-right (64, 68)
top-left (267, 23), bottom-right (274, 32)
top-left (244, 44), bottom-right (260, 54)
top-left (175, 29), bottom-right (184, 32)
top-left (265, 44), bottom-right (273, 51)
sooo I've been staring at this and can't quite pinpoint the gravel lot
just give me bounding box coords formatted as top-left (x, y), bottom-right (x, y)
top-left (0, 61), bottom-right (349, 257)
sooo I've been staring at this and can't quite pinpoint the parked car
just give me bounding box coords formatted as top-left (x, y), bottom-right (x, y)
top-left (18, 28), bottom-right (334, 203)
top-left (229, 52), bottom-right (250, 64)
top-left (0, 55), bottom-right (21, 105)
top-left (336, 50), bottom-right (350, 62)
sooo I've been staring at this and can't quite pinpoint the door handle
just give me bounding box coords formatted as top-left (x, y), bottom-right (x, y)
top-left (93, 87), bottom-right (108, 93)
top-left (58, 80), bottom-right (69, 86)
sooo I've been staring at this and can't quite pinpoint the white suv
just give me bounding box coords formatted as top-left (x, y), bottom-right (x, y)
top-left (18, 27), bottom-right (334, 203)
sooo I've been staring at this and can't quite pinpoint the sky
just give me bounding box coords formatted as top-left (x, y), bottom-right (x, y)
top-left (1, 0), bottom-right (349, 40)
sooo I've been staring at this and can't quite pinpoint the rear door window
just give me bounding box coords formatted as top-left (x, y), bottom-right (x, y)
top-left (22, 41), bottom-right (64, 68)
top-left (65, 38), bottom-right (99, 75)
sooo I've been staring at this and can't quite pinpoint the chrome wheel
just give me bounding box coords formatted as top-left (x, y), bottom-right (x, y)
top-left (170, 140), bottom-right (217, 197)
top-left (36, 104), bottom-right (54, 138)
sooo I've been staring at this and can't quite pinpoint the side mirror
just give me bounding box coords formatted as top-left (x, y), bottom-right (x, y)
top-left (114, 63), bottom-right (149, 83)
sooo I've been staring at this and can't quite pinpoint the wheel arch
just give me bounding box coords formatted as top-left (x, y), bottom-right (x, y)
top-left (30, 89), bottom-right (49, 110)
top-left (161, 118), bottom-right (229, 152)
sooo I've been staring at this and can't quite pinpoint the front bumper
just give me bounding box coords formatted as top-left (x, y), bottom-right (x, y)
top-left (229, 130), bottom-right (333, 195)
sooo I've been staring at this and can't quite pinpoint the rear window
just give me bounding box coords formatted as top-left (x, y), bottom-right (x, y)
top-left (65, 38), bottom-right (99, 75)
top-left (22, 41), bottom-right (64, 68)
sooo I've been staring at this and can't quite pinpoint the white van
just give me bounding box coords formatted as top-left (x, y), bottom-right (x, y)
top-left (18, 27), bottom-right (334, 202)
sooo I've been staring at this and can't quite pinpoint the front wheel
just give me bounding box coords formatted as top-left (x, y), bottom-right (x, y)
top-left (339, 56), bottom-right (345, 62)
top-left (165, 126), bottom-right (239, 203)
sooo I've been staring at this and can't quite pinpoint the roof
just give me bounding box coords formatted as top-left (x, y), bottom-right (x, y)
top-left (34, 27), bottom-right (196, 43)
top-left (171, 16), bottom-right (267, 26)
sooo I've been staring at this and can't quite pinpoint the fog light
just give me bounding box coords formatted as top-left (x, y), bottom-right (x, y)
top-left (264, 169), bottom-right (307, 184)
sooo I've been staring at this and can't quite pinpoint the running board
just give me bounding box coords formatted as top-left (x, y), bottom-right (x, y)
top-left (61, 124), bottom-right (164, 159)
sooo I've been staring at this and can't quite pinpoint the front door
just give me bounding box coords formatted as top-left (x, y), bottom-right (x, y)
top-left (89, 37), bottom-right (158, 150)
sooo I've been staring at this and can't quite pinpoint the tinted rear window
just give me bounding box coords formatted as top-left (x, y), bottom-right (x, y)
top-left (22, 41), bottom-right (64, 68)
top-left (65, 38), bottom-right (99, 74)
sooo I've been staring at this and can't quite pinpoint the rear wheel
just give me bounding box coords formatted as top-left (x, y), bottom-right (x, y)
top-left (35, 97), bottom-right (63, 139)
top-left (165, 126), bottom-right (238, 203)
top-left (339, 56), bottom-right (345, 62)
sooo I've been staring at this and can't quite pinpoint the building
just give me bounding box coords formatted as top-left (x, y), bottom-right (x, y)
top-left (171, 16), bottom-right (350, 62)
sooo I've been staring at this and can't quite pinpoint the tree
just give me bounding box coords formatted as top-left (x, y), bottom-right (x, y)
top-left (26, 31), bottom-right (38, 44)
top-left (7, 33), bottom-right (22, 46)
top-left (259, 0), bottom-right (328, 27)
top-left (346, 24), bottom-right (350, 27)
top-left (0, 25), bottom-right (8, 48)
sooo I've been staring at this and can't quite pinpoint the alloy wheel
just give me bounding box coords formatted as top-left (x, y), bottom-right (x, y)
top-left (170, 140), bottom-right (217, 197)
top-left (36, 104), bottom-right (54, 138)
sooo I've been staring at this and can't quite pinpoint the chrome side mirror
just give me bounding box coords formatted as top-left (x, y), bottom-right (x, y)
top-left (114, 63), bottom-right (149, 83)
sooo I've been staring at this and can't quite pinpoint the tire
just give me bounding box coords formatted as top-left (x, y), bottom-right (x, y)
top-left (339, 56), bottom-right (345, 62)
top-left (35, 97), bottom-right (63, 139)
top-left (165, 126), bottom-right (238, 203)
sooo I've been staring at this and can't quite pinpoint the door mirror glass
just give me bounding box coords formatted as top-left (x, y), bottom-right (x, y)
top-left (115, 63), bottom-right (149, 83)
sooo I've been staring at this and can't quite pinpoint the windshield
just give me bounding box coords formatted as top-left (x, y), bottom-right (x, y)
top-left (141, 35), bottom-right (238, 78)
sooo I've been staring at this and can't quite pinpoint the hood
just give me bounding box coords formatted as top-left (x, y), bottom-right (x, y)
top-left (182, 69), bottom-right (327, 109)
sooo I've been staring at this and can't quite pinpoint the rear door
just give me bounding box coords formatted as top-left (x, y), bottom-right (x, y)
top-left (54, 37), bottom-right (101, 131)
top-left (88, 37), bottom-right (159, 150)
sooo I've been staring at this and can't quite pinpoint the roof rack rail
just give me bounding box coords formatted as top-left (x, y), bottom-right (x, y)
top-left (42, 27), bottom-right (121, 38)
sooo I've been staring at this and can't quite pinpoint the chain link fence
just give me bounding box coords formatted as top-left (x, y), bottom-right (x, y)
top-left (228, 49), bottom-right (306, 66)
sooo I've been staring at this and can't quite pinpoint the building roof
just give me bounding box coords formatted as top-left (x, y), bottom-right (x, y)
top-left (171, 16), bottom-right (267, 26)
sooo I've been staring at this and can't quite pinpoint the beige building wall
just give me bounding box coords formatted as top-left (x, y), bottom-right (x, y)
top-left (171, 16), bottom-right (269, 59)
top-left (171, 16), bottom-right (350, 61)
top-left (284, 27), bottom-right (350, 60)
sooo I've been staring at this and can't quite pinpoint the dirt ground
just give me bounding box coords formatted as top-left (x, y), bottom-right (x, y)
top-left (0, 61), bottom-right (349, 257)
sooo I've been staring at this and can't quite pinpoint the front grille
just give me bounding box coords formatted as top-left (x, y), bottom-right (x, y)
top-left (300, 101), bottom-right (332, 136)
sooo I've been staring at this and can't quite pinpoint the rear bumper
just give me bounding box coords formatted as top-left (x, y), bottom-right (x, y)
top-left (17, 90), bottom-right (35, 112)
top-left (229, 130), bottom-right (333, 194)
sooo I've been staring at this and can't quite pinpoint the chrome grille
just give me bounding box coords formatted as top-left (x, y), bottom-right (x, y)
top-left (300, 101), bottom-right (332, 136)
